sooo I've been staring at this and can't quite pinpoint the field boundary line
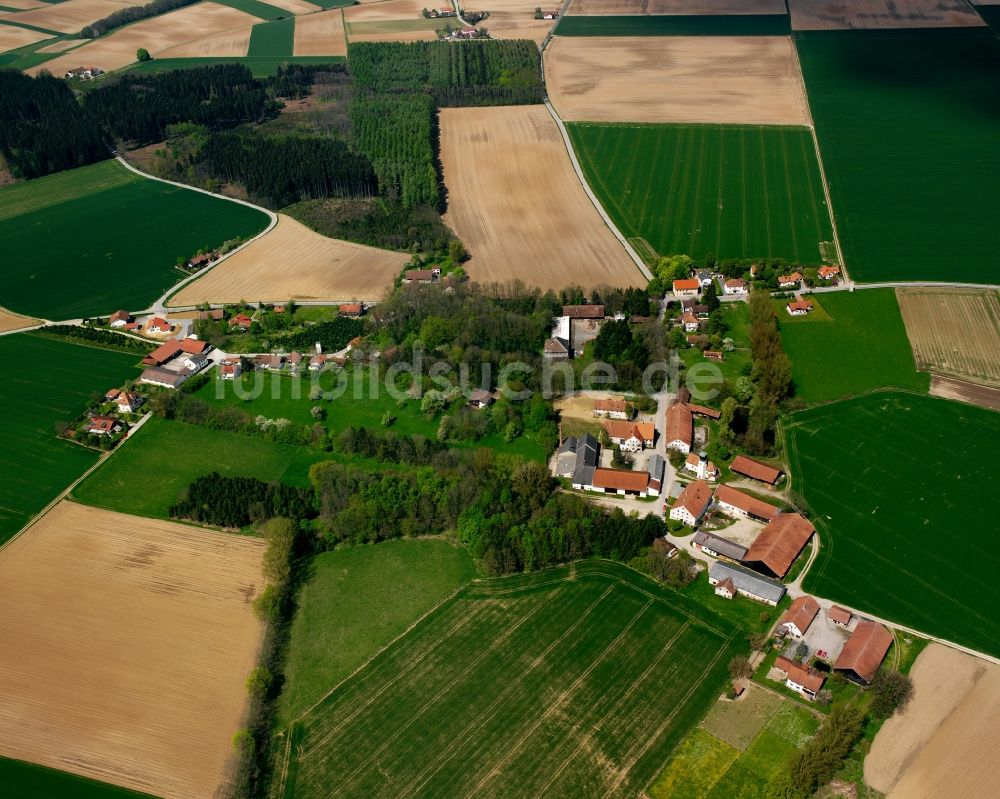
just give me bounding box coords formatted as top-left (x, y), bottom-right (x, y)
top-left (531, 619), bottom-right (693, 798)
top-left (319, 585), bottom-right (610, 793)
top-left (539, 99), bottom-right (653, 283)
top-left (112, 155), bottom-right (278, 313)
top-left (458, 597), bottom-right (658, 799)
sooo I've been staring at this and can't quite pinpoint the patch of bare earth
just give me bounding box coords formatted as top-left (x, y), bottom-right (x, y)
top-left (0, 308), bottom-right (41, 332)
top-left (545, 36), bottom-right (811, 126)
top-left (0, 24), bottom-right (51, 52)
top-left (169, 213), bottom-right (408, 305)
top-left (865, 643), bottom-right (1000, 799)
top-left (929, 376), bottom-right (1000, 411)
top-left (0, 501), bottom-right (266, 799)
top-left (438, 105), bottom-right (643, 292)
top-left (896, 287), bottom-right (1000, 387)
top-left (788, 0), bottom-right (984, 30)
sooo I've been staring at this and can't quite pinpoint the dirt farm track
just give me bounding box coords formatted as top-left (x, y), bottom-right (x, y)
top-left (439, 105), bottom-right (644, 291)
top-left (0, 501), bottom-right (266, 799)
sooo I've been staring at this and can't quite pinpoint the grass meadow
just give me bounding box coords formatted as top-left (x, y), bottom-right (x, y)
top-left (249, 17), bottom-right (295, 57)
top-left (0, 334), bottom-right (139, 544)
top-left (280, 539), bottom-right (476, 722)
top-left (0, 756), bottom-right (155, 799)
top-left (796, 28), bottom-right (1000, 283)
top-left (555, 15), bottom-right (790, 36)
top-left (779, 289), bottom-right (929, 404)
top-left (0, 160), bottom-right (269, 319)
top-left (569, 123), bottom-right (832, 264)
top-left (789, 391), bottom-right (1000, 658)
top-left (211, 0), bottom-right (291, 19)
top-left (275, 561), bottom-right (741, 799)
top-left (648, 694), bottom-right (819, 799)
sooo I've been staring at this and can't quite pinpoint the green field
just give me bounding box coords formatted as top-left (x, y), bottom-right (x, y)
top-left (277, 561), bottom-right (741, 799)
top-left (569, 123), bottom-right (833, 264)
top-left (649, 694), bottom-right (819, 799)
top-left (72, 416), bottom-right (331, 518)
top-left (796, 29), bottom-right (1000, 283)
top-left (0, 160), bottom-right (268, 319)
top-left (249, 17), bottom-right (295, 57)
top-left (194, 370), bottom-right (548, 461)
top-left (212, 0), bottom-right (291, 19)
top-left (789, 391), bottom-right (1000, 658)
top-left (124, 55), bottom-right (345, 76)
top-left (280, 539), bottom-right (476, 721)
top-left (1, 756), bottom-right (155, 799)
top-left (555, 14), bottom-right (790, 36)
top-left (680, 301), bottom-right (751, 404)
top-left (778, 289), bottom-right (929, 404)
top-left (0, 334), bottom-right (140, 544)
top-left (976, 4), bottom-right (1000, 33)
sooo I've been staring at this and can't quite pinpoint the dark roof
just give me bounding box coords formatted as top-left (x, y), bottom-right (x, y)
top-left (834, 621), bottom-right (893, 684)
top-left (140, 366), bottom-right (191, 387)
top-left (692, 531), bottom-right (748, 561)
top-left (563, 304), bottom-right (604, 319)
top-left (708, 561), bottom-right (786, 604)
top-left (744, 513), bottom-right (815, 578)
top-left (570, 434), bottom-right (599, 487)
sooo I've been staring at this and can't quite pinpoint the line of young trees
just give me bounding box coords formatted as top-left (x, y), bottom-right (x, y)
top-left (79, 0), bottom-right (199, 38)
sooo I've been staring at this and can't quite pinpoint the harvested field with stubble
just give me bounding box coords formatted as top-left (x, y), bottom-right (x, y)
top-left (275, 561), bottom-right (741, 799)
top-left (0, 308), bottom-right (40, 332)
top-left (866, 643), bottom-right (1000, 799)
top-left (169, 213), bottom-right (408, 305)
top-left (157, 24), bottom-right (253, 57)
top-left (788, 0), bottom-right (984, 29)
top-left (28, 2), bottom-right (259, 75)
top-left (439, 105), bottom-right (643, 291)
top-left (293, 7), bottom-right (346, 55)
top-left (545, 36), bottom-right (810, 125)
top-left (0, 501), bottom-right (265, 799)
top-left (897, 288), bottom-right (1000, 387)
top-left (930, 375), bottom-right (1000, 411)
top-left (0, 0), bottom-right (145, 34)
top-left (266, 0), bottom-right (321, 13)
top-left (35, 37), bottom-right (88, 52)
top-left (0, 23), bottom-right (51, 52)
top-left (567, 0), bottom-right (786, 13)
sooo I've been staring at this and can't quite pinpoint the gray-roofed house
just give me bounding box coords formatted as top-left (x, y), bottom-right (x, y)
top-left (543, 337), bottom-right (570, 360)
top-left (646, 453), bottom-right (666, 493)
top-left (567, 433), bottom-right (599, 490)
top-left (140, 366), bottom-right (193, 389)
top-left (708, 561), bottom-right (786, 606)
top-left (693, 532), bottom-right (748, 563)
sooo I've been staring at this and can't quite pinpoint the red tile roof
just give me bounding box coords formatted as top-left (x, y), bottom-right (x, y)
top-left (675, 480), bottom-right (713, 519)
top-left (725, 278), bottom-right (747, 288)
top-left (778, 271), bottom-right (803, 284)
top-left (818, 265), bottom-right (840, 278)
top-left (178, 338), bottom-right (208, 354)
top-left (787, 299), bottom-right (814, 313)
top-left (666, 402), bottom-right (693, 447)
top-left (834, 621), bottom-right (893, 684)
top-left (686, 403), bottom-right (721, 420)
top-left (715, 485), bottom-right (780, 521)
top-left (563, 304), bottom-right (605, 319)
top-left (828, 605), bottom-right (852, 625)
top-left (603, 420), bottom-right (655, 443)
top-left (339, 302), bottom-right (363, 315)
top-left (781, 595), bottom-right (820, 635)
top-left (405, 269), bottom-right (435, 281)
top-left (147, 316), bottom-right (170, 330)
top-left (109, 310), bottom-right (130, 323)
top-left (785, 661), bottom-right (825, 694)
top-left (594, 398), bottom-right (628, 413)
top-left (592, 468), bottom-right (649, 493)
top-left (729, 455), bottom-right (782, 485)
top-left (744, 512), bottom-right (814, 577)
top-left (673, 279), bottom-right (700, 292)
top-left (143, 341), bottom-right (182, 366)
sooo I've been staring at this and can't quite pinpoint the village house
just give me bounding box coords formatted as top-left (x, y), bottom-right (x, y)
top-left (713, 576), bottom-right (737, 600)
top-left (86, 415), bottom-right (123, 436)
top-left (198, 308), bottom-right (225, 321)
top-left (65, 66), bottom-right (103, 80)
top-left (232, 312), bottom-right (253, 331)
top-left (693, 531), bottom-right (747, 563)
top-left (681, 312), bottom-right (700, 333)
top-left (647, 453), bottom-right (665, 493)
top-left (146, 317), bottom-right (172, 335)
top-left (669, 480), bottom-right (713, 527)
top-left (708, 561), bottom-right (786, 606)
top-left (468, 388), bottom-right (496, 409)
top-left (603, 420), bottom-right (655, 452)
top-left (786, 299), bottom-right (814, 317)
top-left (592, 398), bottom-right (631, 420)
top-left (590, 468), bottom-right (651, 497)
top-left (686, 403), bottom-right (721, 421)
top-left (778, 271), bottom-right (803, 289)
top-left (142, 341), bottom-right (183, 367)
top-left (681, 300), bottom-right (711, 319)
top-left (403, 268), bottom-right (440, 284)
top-left (653, 537), bottom-right (677, 558)
top-left (723, 278), bottom-right (748, 295)
top-left (543, 337), bottom-right (570, 360)
top-left (558, 433), bottom-right (599, 489)
top-left (562, 304), bottom-right (604, 320)
top-left (776, 656), bottom-right (826, 701)
top-left (220, 359), bottom-right (242, 380)
top-left (672, 279), bottom-right (701, 297)
top-left (428, 6), bottom-right (456, 16)
top-left (665, 401), bottom-right (693, 453)
top-left (339, 302), bottom-right (364, 317)
top-left (187, 252), bottom-right (218, 269)
top-left (179, 352), bottom-right (208, 372)
top-left (109, 310), bottom-right (131, 328)
top-left (818, 265), bottom-right (840, 280)
top-left (828, 606), bottom-right (852, 628)
top-left (683, 451), bottom-right (718, 481)
top-left (834, 621), bottom-right (894, 685)
top-left (115, 391), bottom-right (143, 414)
top-left (288, 352), bottom-right (303, 371)
top-left (714, 485), bottom-right (780, 523)
top-left (141, 367), bottom-right (192, 389)
top-left (260, 354), bottom-right (285, 371)
top-left (743, 512), bottom-right (815, 579)
top-left (541, 9), bottom-right (558, 18)
top-left (308, 354), bottom-right (326, 371)
top-left (729, 455), bottom-right (783, 486)
top-left (779, 595), bottom-right (820, 638)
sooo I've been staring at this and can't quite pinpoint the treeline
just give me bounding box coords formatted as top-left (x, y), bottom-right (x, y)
top-left (0, 71), bottom-right (107, 179)
top-left (350, 92), bottom-right (439, 208)
top-left (170, 473), bottom-right (314, 528)
top-left (83, 65), bottom-right (279, 146)
top-left (349, 40), bottom-right (543, 105)
top-left (80, 0), bottom-right (198, 38)
top-left (200, 129), bottom-right (376, 207)
top-left (34, 325), bottom-right (155, 355)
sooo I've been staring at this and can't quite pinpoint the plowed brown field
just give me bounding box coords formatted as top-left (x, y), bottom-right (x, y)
top-left (0, 23), bottom-right (51, 52)
top-left (545, 35), bottom-right (810, 125)
top-left (3, 0), bottom-right (146, 34)
top-left (35, 37), bottom-right (88, 52)
top-left (788, 0), bottom-right (984, 30)
top-left (28, 2), bottom-right (258, 75)
top-left (0, 501), bottom-right (265, 799)
top-left (865, 643), bottom-right (1000, 799)
top-left (266, 0), bottom-right (321, 14)
top-left (439, 105), bottom-right (643, 291)
top-left (567, 0), bottom-right (785, 13)
top-left (158, 24), bottom-right (252, 57)
top-left (0, 0), bottom-right (47, 10)
top-left (896, 287), bottom-right (1000, 387)
top-left (293, 7), bottom-right (346, 55)
top-left (0, 308), bottom-right (41, 332)
top-left (169, 213), bottom-right (408, 305)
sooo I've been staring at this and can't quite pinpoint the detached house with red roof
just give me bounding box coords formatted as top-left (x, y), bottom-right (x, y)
top-left (232, 313), bottom-right (253, 331)
top-left (714, 485), bottom-right (780, 523)
top-left (146, 317), bottom-right (172, 335)
top-left (672, 279), bottom-right (701, 297)
top-left (723, 278), bottom-right (748, 295)
top-left (669, 480), bottom-right (713, 527)
top-left (779, 595), bottom-right (820, 638)
top-left (786, 299), bottom-right (814, 317)
top-left (665, 401), bottom-right (693, 453)
top-left (109, 310), bottom-right (131, 328)
top-left (115, 391), bottom-right (143, 414)
top-left (818, 265), bottom-right (840, 280)
top-left (775, 656), bottom-right (826, 701)
top-left (603, 420), bottom-right (655, 452)
top-left (777, 271), bottom-right (803, 288)
top-left (86, 415), bottom-right (123, 436)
